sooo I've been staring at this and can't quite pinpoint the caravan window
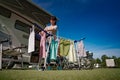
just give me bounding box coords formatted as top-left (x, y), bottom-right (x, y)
top-left (15, 20), bottom-right (31, 33)
top-left (0, 6), bottom-right (11, 18)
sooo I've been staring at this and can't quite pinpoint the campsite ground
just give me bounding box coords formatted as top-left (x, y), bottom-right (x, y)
top-left (0, 68), bottom-right (120, 80)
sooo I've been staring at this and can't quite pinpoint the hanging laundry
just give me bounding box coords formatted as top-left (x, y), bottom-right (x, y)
top-left (39, 31), bottom-right (46, 58)
top-left (28, 25), bottom-right (35, 53)
top-left (77, 40), bottom-right (86, 57)
top-left (59, 38), bottom-right (70, 56)
top-left (72, 41), bottom-right (77, 62)
top-left (67, 41), bottom-right (77, 62)
top-left (74, 41), bottom-right (79, 59)
top-left (50, 37), bottom-right (59, 60)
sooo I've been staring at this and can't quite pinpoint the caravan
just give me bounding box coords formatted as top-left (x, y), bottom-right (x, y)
top-left (0, 0), bottom-right (53, 69)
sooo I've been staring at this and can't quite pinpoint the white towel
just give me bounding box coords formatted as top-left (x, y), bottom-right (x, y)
top-left (67, 41), bottom-right (77, 62)
top-left (28, 25), bottom-right (35, 53)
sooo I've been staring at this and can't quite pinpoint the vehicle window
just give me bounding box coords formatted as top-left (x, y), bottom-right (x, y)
top-left (0, 6), bottom-right (11, 18)
top-left (0, 31), bottom-right (9, 41)
top-left (15, 20), bottom-right (31, 33)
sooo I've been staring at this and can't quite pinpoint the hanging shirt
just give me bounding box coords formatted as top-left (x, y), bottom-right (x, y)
top-left (28, 25), bottom-right (35, 53)
top-left (77, 40), bottom-right (86, 57)
top-left (59, 38), bottom-right (71, 56)
top-left (39, 31), bottom-right (46, 58)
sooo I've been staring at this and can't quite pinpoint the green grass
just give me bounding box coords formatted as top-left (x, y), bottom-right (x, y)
top-left (0, 68), bottom-right (120, 80)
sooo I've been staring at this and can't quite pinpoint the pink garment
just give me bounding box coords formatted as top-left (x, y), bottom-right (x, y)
top-left (39, 31), bottom-right (46, 58)
top-left (77, 40), bottom-right (86, 57)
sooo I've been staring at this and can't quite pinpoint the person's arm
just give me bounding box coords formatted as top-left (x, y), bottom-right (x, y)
top-left (44, 26), bottom-right (57, 31)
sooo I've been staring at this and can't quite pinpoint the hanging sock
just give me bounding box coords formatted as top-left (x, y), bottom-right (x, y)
top-left (39, 31), bottom-right (46, 58)
top-left (50, 37), bottom-right (58, 60)
top-left (28, 25), bottom-right (35, 53)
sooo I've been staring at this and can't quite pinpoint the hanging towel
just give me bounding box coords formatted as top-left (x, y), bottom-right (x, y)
top-left (77, 40), bottom-right (86, 57)
top-left (73, 42), bottom-right (77, 62)
top-left (67, 41), bottom-right (77, 62)
top-left (39, 31), bottom-right (46, 58)
top-left (50, 37), bottom-right (58, 60)
top-left (74, 42), bottom-right (79, 59)
top-left (28, 25), bottom-right (35, 53)
top-left (59, 39), bottom-right (70, 56)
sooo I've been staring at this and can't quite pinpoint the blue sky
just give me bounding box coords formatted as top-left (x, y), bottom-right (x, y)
top-left (32, 0), bottom-right (120, 58)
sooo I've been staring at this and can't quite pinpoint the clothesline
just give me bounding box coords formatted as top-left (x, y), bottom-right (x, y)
top-left (34, 23), bottom-right (53, 36)
top-left (57, 36), bottom-right (74, 41)
top-left (34, 23), bottom-right (87, 58)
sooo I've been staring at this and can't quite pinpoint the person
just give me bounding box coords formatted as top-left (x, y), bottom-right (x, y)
top-left (39, 16), bottom-right (58, 40)
top-left (44, 16), bottom-right (58, 36)
top-left (45, 16), bottom-right (58, 69)
top-left (39, 16), bottom-right (58, 70)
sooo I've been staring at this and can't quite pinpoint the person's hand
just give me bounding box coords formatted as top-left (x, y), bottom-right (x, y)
top-left (44, 27), bottom-right (48, 31)
top-left (39, 31), bottom-right (44, 36)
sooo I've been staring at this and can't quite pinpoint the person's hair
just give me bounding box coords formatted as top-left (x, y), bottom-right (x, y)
top-left (50, 16), bottom-right (57, 25)
top-left (50, 16), bottom-right (57, 21)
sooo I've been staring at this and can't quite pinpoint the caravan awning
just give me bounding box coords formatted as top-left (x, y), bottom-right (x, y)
top-left (0, 0), bottom-right (52, 26)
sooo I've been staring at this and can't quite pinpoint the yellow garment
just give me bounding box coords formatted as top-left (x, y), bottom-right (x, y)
top-left (59, 39), bottom-right (70, 56)
top-left (67, 41), bottom-right (77, 62)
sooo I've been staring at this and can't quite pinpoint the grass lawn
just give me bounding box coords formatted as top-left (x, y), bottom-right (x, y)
top-left (0, 68), bottom-right (120, 80)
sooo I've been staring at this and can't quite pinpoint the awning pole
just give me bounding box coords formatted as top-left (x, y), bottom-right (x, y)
top-left (0, 43), bottom-right (2, 70)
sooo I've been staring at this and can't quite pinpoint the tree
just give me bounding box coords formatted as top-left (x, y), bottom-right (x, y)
top-left (95, 58), bottom-right (101, 64)
top-left (101, 55), bottom-right (108, 67)
top-left (112, 56), bottom-right (117, 59)
top-left (115, 57), bottom-right (120, 68)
